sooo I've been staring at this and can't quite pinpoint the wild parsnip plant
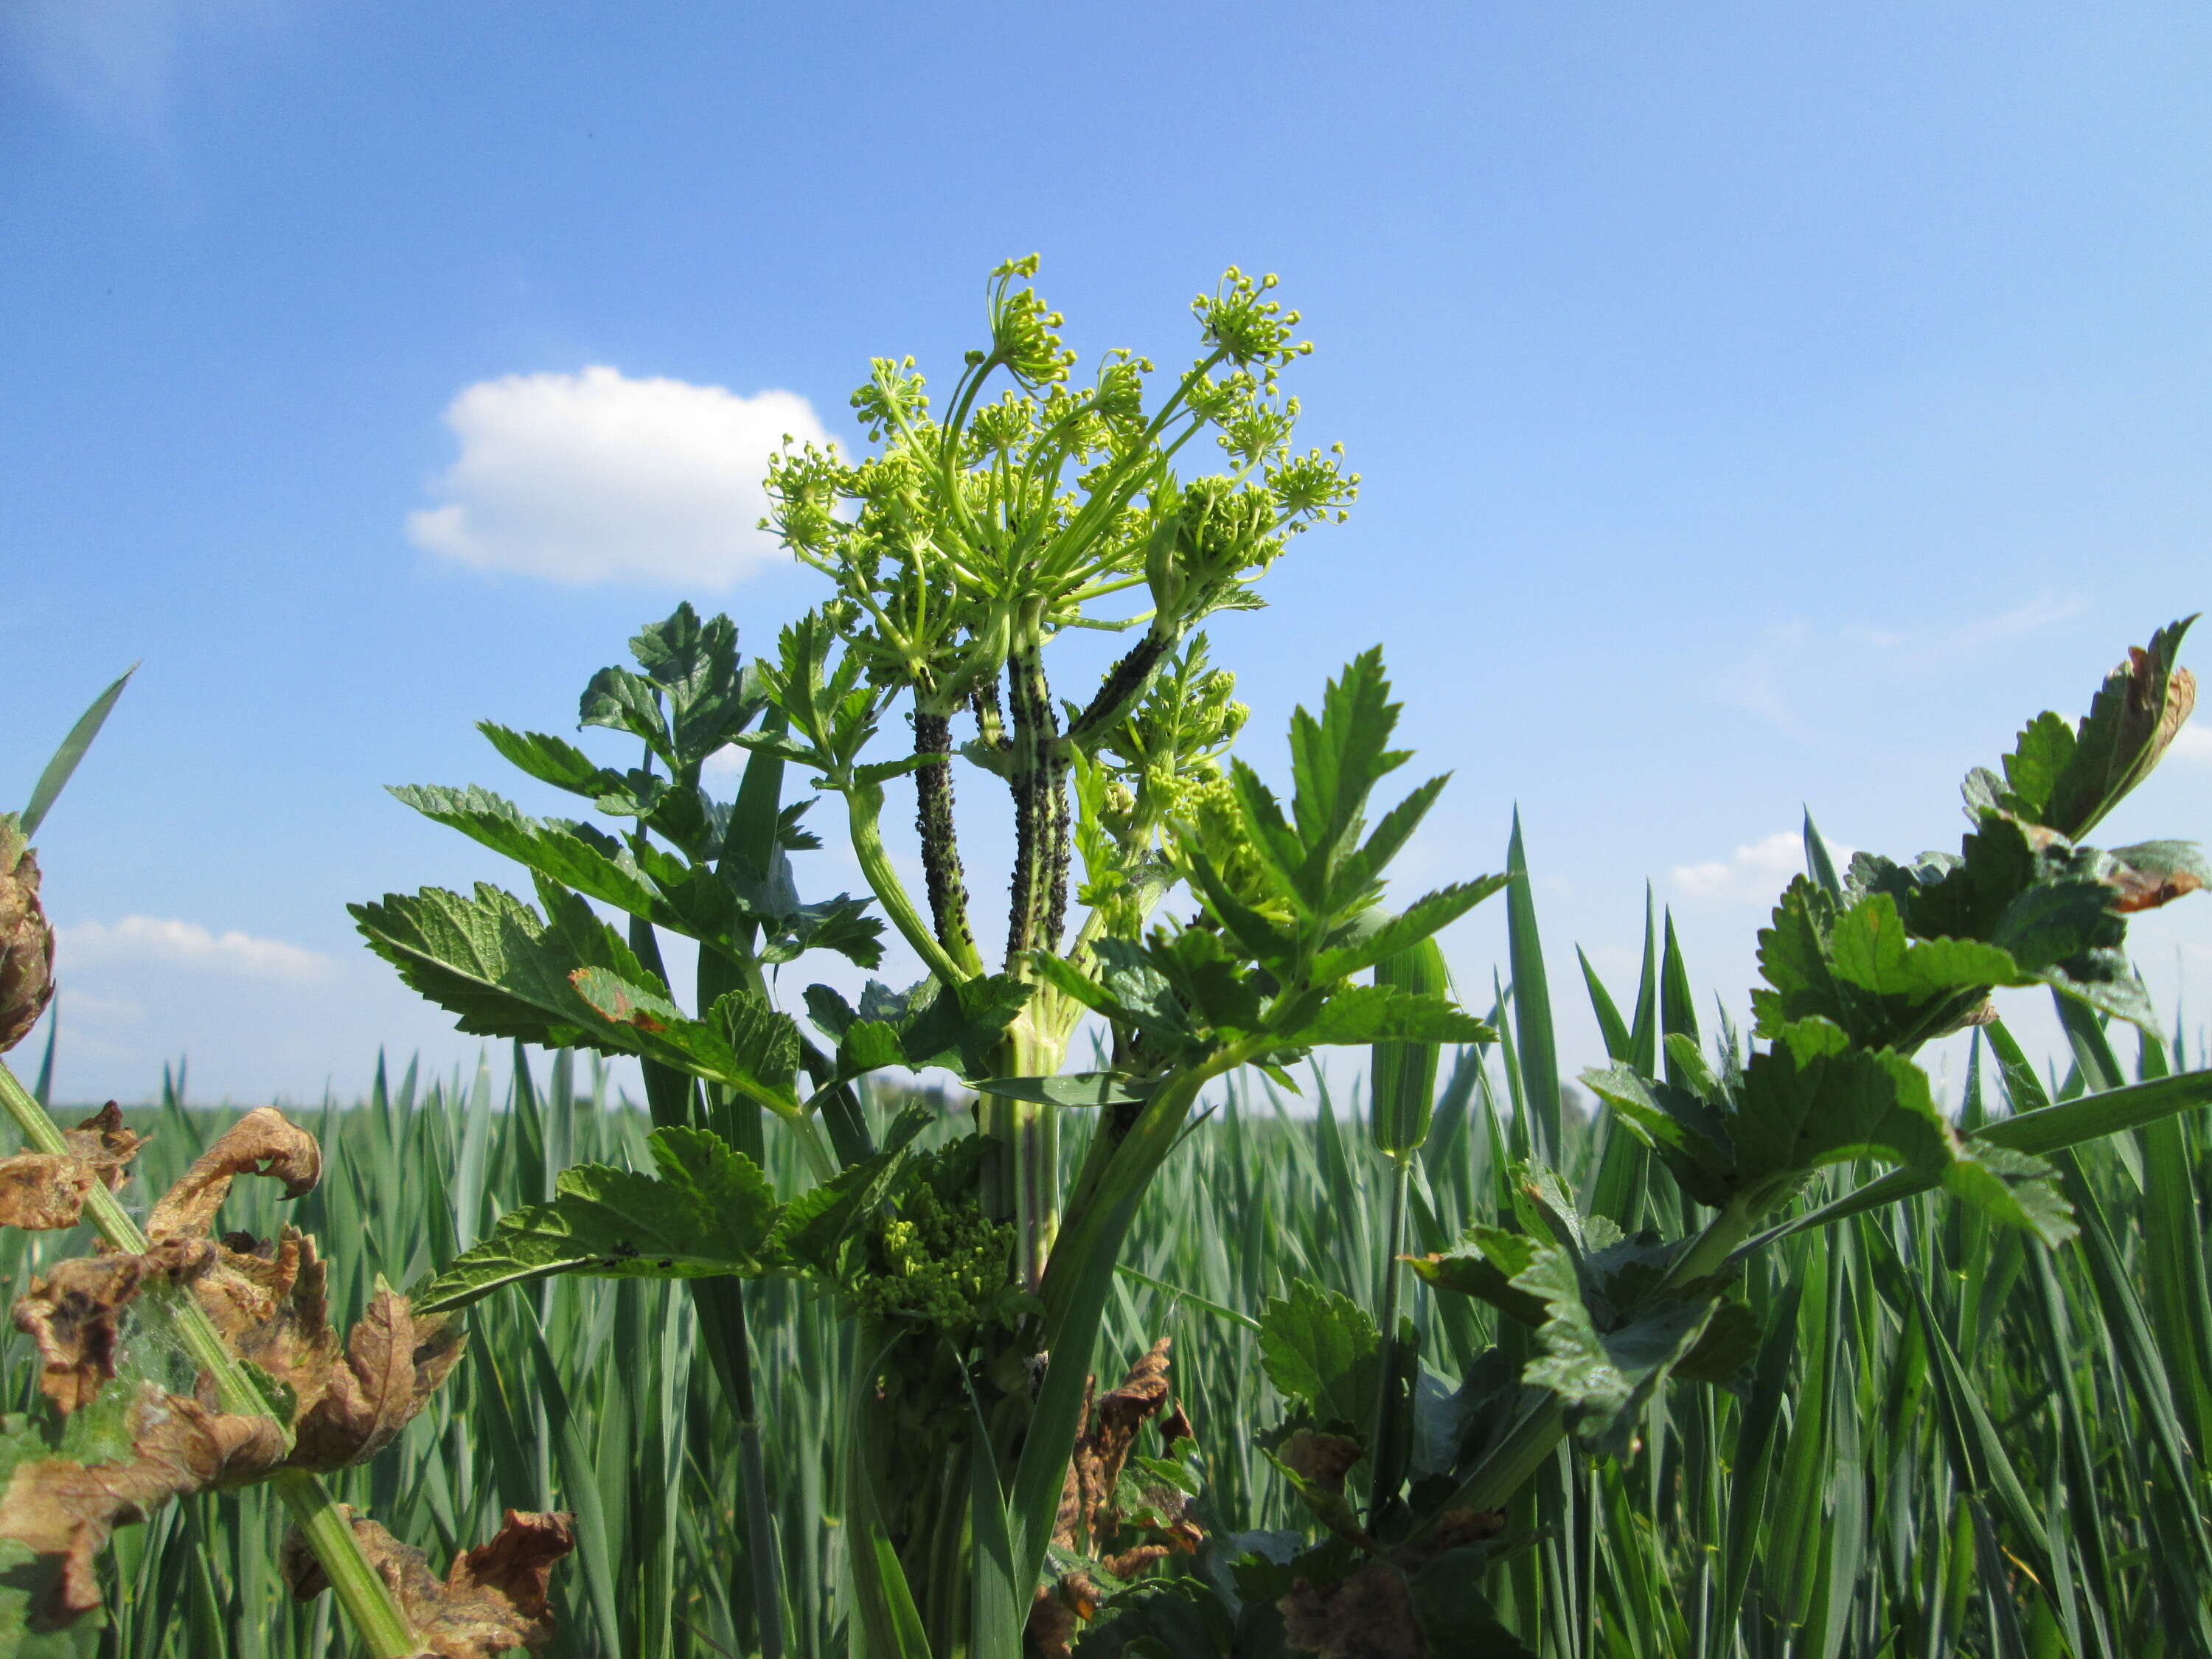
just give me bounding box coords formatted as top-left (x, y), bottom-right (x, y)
top-left (356, 260), bottom-right (1503, 1658)
top-left (15, 262), bottom-right (2212, 1658)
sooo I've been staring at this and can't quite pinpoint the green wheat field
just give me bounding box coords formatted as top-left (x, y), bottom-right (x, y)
top-left (10, 936), bottom-right (2205, 1659)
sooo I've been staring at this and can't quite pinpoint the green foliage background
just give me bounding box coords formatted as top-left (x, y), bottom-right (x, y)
top-left (13, 924), bottom-right (2212, 1657)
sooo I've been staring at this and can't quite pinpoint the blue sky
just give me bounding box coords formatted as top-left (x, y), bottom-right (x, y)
top-left (6, 1), bottom-right (2211, 1105)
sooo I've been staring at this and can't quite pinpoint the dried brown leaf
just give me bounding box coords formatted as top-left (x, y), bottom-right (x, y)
top-left (13, 1242), bottom-right (211, 1412)
top-left (0, 1382), bottom-right (285, 1624)
top-left (0, 1105), bottom-right (147, 1231)
top-left (1279, 1427), bottom-right (1365, 1495)
top-left (285, 1508), bottom-right (575, 1656)
top-left (0, 821), bottom-right (54, 1054)
top-left (1028, 1338), bottom-right (1202, 1658)
top-left (147, 1107), bottom-right (321, 1239)
top-left (188, 1228), bottom-right (467, 1471)
top-left (290, 1290), bottom-right (451, 1471)
top-left (2108, 864), bottom-right (2205, 914)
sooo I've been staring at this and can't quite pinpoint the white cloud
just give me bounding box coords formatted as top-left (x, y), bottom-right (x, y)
top-left (407, 366), bottom-right (830, 588)
top-left (2168, 720), bottom-right (2212, 768)
top-left (1864, 592), bottom-right (2090, 664)
top-left (1721, 594), bottom-right (2087, 734)
top-left (57, 917), bottom-right (332, 982)
top-left (1672, 831), bottom-right (1831, 902)
top-left (57, 990), bottom-right (145, 1024)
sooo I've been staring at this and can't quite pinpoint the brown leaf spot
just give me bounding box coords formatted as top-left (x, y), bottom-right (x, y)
top-left (287, 1508), bottom-right (575, 1656)
top-left (567, 969), bottom-right (666, 1032)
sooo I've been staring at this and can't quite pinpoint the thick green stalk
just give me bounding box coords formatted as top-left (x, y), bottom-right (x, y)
top-left (848, 782), bottom-right (967, 986)
top-left (0, 1057), bottom-right (419, 1659)
top-left (1367, 1152), bottom-right (1415, 1522)
top-left (912, 706), bottom-right (984, 979)
top-left (1013, 1038), bottom-right (1267, 1595)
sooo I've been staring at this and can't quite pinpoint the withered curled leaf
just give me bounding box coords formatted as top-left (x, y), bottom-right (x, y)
top-left (0, 1104), bottom-right (146, 1231)
top-left (147, 1107), bottom-right (322, 1237)
top-left (1029, 1338), bottom-right (1203, 1659)
top-left (0, 817), bottom-right (54, 1054)
top-left (192, 1227), bottom-right (467, 1471)
top-left (0, 1382), bottom-right (285, 1625)
top-left (13, 1239), bottom-right (210, 1412)
top-left (8, 1109), bottom-right (463, 1462)
top-left (284, 1508), bottom-right (575, 1657)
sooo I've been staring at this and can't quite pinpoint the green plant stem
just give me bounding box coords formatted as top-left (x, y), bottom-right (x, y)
top-left (847, 782), bottom-right (967, 986)
top-left (1012, 1037), bottom-right (1266, 1595)
top-left (0, 1057), bottom-right (420, 1659)
top-left (695, 1281), bottom-right (787, 1659)
top-left (1367, 1152), bottom-right (1414, 1523)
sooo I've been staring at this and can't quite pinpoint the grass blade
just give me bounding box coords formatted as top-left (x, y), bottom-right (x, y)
top-left (21, 664), bottom-right (135, 836)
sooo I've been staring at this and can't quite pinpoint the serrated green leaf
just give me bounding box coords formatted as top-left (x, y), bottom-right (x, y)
top-left (1257, 1279), bottom-right (1380, 1427)
top-left (1753, 882), bottom-right (2029, 1050)
top-left (837, 1020), bottom-right (907, 1079)
top-left (1286, 647), bottom-right (1411, 891)
top-left (1826, 893), bottom-right (2026, 1001)
top-left (1514, 1243), bottom-right (1715, 1453)
top-left (1406, 1225), bottom-right (1547, 1325)
top-left (1728, 1020), bottom-right (1951, 1201)
top-left (768, 1105), bottom-right (932, 1274)
top-left (1674, 1298), bottom-right (1761, 1385)
top-left (477, 721), bottom-right (627, 799)
top-left (564, 968), bottom-right (803, 1111)
top-left (1580, 1062), bottom-right (1737, 1208)
top-left (580, 664), bottom-right (672, 756)
top-left (390, 784), bottom-right (664, 918)
top-left (627, 602), bottom-right (763, 767)
top-left (1284, 984), bottom-right (1494, 1048)
top-left (350, 881), bottom-right (653, 1052)
top-left (1312, 876), bottom-right (1511, 981)
top-left (2039, 617), bottom-right (2196, 838)
top-left (412, 1126), bottom-right (780, 1311)
top-left (855, 973), bottom-right (1033, 1079)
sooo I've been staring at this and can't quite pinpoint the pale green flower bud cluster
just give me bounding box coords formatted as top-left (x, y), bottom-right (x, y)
top-left (849, 1184), bottom-right (1025, 1337)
